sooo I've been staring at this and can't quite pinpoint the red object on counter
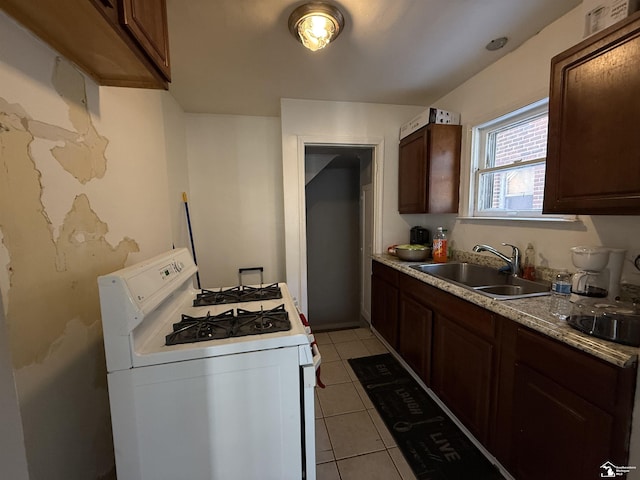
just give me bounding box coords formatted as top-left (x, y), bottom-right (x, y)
top-left (432, 227), bottom-right (448, 263)
top-left (522, 243), bottom-right (537, 280)
top-left (523, 266), bottom-right (536, 281)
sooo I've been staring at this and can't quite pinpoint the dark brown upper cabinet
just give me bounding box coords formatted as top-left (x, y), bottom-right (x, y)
top-left (543, 11), bottom-right (640, 214)
top-left (1, 0), bottom-right (170, 89)
top-left (398, 124), bottom-right (462, 214)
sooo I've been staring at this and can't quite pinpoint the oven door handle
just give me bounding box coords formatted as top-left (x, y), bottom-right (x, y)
top-left (301, 362), bottom-right (317, 479)
top-left (310, 342), bottom-right (324, 388)
top-left (311, 343), bottom-right (321, 369)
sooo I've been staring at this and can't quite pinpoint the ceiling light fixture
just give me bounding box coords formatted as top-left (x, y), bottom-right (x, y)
top-left (288, 2), bottom-right (345, 52)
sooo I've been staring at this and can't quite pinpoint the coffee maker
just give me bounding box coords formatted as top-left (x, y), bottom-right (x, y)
top-left (569, 246), bottom-right (627, 303)
top-left (569, 246), bottom-right (610, 302)
top-left (567, 247), bottom-right (636, 346)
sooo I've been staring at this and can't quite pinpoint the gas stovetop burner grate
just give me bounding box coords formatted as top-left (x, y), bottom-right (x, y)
top-left (193, 284), bottom-right (282, 306)
top-left (165, 304), bottom-right (290, 346)
top-left (234, 304), bottom-right (290, 337)
top-left (166, 310), bottom-right (235, 345)
top-left (239, 284), bottom-right (283, 302)
top-left (193, 287), bottom-right (241, 306)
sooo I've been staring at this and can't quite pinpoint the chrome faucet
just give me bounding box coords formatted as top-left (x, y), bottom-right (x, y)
top-left (472, 243), bottom-right (521, 276)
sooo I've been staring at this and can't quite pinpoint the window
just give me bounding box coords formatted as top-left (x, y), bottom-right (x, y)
top-left (471, 100), bottom-right (549, 218)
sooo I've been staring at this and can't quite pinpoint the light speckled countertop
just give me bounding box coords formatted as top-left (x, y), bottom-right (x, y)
top-left (373, 254), bottom-right (639, 368)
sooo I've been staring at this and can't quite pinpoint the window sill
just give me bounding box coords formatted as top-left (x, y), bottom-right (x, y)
top-left (457, 215), bottom-right (581, 224)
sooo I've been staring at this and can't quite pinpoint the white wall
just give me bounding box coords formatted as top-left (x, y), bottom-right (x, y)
top-left (432, 5), bottom-right (640, 285)
top-left (280, 99), bottom-right (425, 311)
top-left (162, 93), bottom-right (192, 251)
top-left (84, 86), bottom-right (176, 259)
top-left (185, 114), bottom-right (285, 287)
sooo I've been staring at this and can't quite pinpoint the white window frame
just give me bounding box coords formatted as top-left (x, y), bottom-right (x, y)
top-left (470, 99), bottom-right (556, 219)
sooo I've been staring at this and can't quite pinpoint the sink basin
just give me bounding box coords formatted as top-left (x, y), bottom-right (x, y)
top-left (410, 262), bottom-right (506, 287)
top-left (409, 262), bottom-right (550, 300)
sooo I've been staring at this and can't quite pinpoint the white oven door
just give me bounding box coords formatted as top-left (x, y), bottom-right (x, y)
top-left (108, 346), bottom-right (304, 480)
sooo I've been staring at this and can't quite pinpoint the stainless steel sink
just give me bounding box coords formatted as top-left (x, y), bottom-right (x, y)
top-left (409, 262), bottom-right (550, 300)
top-left (410, 262), bottom-right (506, 287)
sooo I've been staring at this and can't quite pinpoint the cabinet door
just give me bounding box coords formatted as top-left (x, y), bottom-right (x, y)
top-left (398, 125), bottom-right (461, 214)
top-left (511, 363), bottom-right (613, 480)
top-left (2, 0), bottom-right (169, 88)
top-left (371, 275), bottom-right (398, 349)
top-left (426, 124), bottom-right (462, 213)
top-left (398, 293), bottom-right (432, 385)
top-left (544, 13), bottom-right (640, 214)
top-left (398, 128), bottom-right (428, 213)
top-left (432, 314), bottom-right (494, 445)
top-left (121, 0), bottom-right (171, 80)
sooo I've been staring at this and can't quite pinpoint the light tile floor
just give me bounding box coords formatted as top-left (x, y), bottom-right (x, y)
top-left (313, 327), bottom-right (418, 480)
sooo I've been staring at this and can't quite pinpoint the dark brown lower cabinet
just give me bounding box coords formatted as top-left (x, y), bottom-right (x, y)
top-left (398, 293), bottom-right (432, 385)
top-left (371, 262), bottom-right (399, 349)
top-left (432, 313), bottom-right (495, 446)
top-left (511, 363), bottom-right (613, 480)
top-left (371, 260), bottom-right (636, 478)
top-left (502, 325), bottom-right (636, 478)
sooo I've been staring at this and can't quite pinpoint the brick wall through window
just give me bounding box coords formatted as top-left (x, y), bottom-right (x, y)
top-left (488, 115), bottom-right (548, 210)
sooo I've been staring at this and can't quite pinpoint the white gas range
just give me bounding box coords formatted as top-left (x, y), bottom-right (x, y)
top-left (98, 248), bottom-right (320, 480)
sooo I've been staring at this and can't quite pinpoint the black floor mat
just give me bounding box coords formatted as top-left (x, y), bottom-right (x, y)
top-left (348, 353), bottom-right (504, 480)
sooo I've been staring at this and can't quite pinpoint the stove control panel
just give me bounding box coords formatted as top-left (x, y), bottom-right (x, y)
top-left (159, 261), bottom-right (185, 280)
top-left (115, 249), bottom-right (196, 307)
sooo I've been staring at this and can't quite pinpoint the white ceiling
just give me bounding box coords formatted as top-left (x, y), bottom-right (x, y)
top-left (166, 0), bottom-right (582, 116)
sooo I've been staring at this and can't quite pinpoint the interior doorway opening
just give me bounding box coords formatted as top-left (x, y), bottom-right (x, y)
top-left (305, 145), bottom-right (374, 331)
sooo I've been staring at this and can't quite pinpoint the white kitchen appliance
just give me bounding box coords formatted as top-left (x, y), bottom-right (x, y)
top-left (569, 246), bottom-right (627, 303)
top-left (98, 248), bottom-right (320, 480)
top-left (569, 246), bottom-right (610, 302)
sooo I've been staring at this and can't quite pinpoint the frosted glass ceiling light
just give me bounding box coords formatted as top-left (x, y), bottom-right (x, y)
top-left (288, 3), bottom-right (345, 52)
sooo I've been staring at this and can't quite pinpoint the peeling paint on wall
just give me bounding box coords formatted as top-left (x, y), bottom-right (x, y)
top-left (0, 96), bottom-right (137, 368)
top-left (27, 58), bottom-right (108, 184)
top-left (0, 57), bottom-right (137, 480)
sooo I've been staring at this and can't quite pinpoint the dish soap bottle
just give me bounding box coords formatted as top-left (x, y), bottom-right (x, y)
top-left (433, 227), bottom-right (448, 263)
top-left (523, 243), bottom-right (536, 280)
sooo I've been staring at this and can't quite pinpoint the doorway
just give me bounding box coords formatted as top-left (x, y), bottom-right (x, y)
top-left (305, 146), bottom-right (374, 331)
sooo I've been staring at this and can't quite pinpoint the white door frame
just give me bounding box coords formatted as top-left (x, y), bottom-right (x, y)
top-left (360, 183), bottom-right (373, 324)
top-left (291, 135), bottom-right (384, 317)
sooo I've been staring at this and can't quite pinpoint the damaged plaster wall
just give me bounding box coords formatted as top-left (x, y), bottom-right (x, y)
top-left (0, 59), bottom-right (137, 480)
top-left (0, 11), bottom-right (184, 480)
top-left (0, 62), bottom-right (139, 368)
